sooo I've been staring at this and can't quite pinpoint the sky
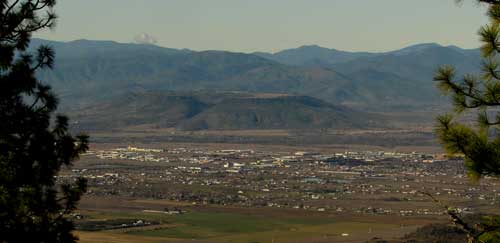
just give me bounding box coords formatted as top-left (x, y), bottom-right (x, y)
top-left (35, 0), bottom-right (490, 53)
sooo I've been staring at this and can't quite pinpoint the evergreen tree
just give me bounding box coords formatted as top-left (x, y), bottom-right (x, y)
top-left (435, 0), bottom-right (500, 242)
top-left (0, 1), bottom-right (88, 242)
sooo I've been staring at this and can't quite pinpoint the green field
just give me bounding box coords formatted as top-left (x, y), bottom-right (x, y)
top-left (129, 212), bottom-right (331, 238)
top-left (77, 208), bottom-right (419, 243)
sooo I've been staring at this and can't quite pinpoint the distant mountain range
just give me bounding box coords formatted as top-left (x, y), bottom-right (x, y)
top-left (28, 38), bottom-right (483, 130)
top-left (254, 43), bottom-right (480, 68)
top-left (254, 45), bottom-right (373, 66)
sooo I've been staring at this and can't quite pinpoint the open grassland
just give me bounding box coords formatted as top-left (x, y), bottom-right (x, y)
top-left (76, 198), bottom-right (434, 243)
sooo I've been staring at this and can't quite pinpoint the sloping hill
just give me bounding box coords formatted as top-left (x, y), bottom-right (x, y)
top-left (70, 92), bottom-right (378, 131)
top-left (70, 92), bottom-right (209, 130)
top-left (176, 95), bottom-right (377, 130)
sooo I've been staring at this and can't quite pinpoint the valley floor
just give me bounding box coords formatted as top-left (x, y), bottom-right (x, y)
top-left (75, 197), bottom-right (433, 243)
top-left (62, 140), bottom-right (499, 243)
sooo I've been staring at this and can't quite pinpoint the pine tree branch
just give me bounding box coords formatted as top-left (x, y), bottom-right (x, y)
top-left (419, 191), bottom-right (485, 243)
top-left (3, 0), bottom-right (20, 18)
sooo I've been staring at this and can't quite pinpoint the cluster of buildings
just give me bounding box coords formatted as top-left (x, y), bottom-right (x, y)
top-left (59, 145), bottom-right (499, 217)
top-left (88, 146), bottom-right (168, 163)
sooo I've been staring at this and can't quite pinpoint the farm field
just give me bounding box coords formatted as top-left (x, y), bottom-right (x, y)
top-left (75, 197), bottom-right (433, 243)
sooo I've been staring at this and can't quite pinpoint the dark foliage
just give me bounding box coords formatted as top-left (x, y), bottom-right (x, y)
top-left (0, 0), bottom-right (88, 242)
top-left (402, 224), bottom-right (467, 243)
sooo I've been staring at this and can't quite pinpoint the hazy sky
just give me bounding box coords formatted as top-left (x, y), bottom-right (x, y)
top-left (36, 0), bottom-right (489, 53)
